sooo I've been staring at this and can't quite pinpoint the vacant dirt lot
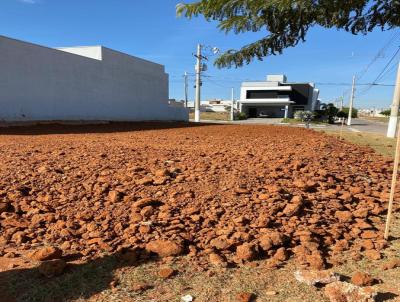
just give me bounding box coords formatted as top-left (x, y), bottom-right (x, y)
top-left (0, 122), bottom-right (399, 301)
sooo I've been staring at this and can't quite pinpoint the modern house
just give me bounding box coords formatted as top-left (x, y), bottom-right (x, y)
top-left (239, 75), bottom-right (320, 118)
top-left (0, 35), bottom-right (188, 122)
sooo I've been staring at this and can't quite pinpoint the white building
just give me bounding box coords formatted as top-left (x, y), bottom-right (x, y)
top-left (203, 100), bottom-right (233, 112)
top-left (0, 35), bottom-right (188, 122)
top-left (239, 75), bottom-right (319, 118)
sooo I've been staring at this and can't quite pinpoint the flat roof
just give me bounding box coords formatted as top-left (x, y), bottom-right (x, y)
top-left (242, 81), bottom-right (313, 85)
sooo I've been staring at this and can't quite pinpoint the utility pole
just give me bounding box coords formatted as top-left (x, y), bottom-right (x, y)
top-left (184, 71), bottom-right (188, 108)
top-left (387, 62), bottom-right (400, 138)
top-left (194, 44), bottom-right (202, 122)
top-left (347, 75), bottom-right (356, 126)
top-left (230, 87), bottom-right (234, 121)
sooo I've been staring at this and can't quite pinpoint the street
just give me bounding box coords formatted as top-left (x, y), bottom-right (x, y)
top-left (344, 118), bottom-right (388, 135)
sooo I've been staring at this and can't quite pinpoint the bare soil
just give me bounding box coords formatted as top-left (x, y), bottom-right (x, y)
top-left (0, 122), bottom-right (399, 301)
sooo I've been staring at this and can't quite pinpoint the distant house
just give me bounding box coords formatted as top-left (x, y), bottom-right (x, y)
top-left (239, 75), bottom-right (320, 118)
top-left (0, 35), bottom-right (188, 122)
top-left (185, 100), bottom-right (235, 113)
top-left (204, 99), bottom-right (233, 112)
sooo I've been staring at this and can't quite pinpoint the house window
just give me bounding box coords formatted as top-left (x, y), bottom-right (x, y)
top-left (292, 106), bottom-right (305, 112)
top-left (278, 95), bottom-right (289, 99)
top-left (246, 90), bottom-right (277, 99)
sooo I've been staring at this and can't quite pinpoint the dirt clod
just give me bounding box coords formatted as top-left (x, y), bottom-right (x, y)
top-left (158, 267), bottom-right (176, 279)
top-left (235, 292), bottom-right (255, 302)
top-left (351, 271), bottom-right (374, 286)
top-left (130, 282), bottom-right (152, 292)
top-left (145, 240), bottom-right (183, 257)
top-left (38, 259), bottom-right (66, 277)
top-left (236, 243), bottom-right (257, 261)
top-left (29, 246), bottom-right (62, 262)
top-left (209, 253), bottom-right (227, 267)
top-left (382, 258), bottom-right (400, 270)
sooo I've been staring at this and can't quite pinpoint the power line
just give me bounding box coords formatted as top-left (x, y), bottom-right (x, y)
top-left (316, 82), bottom-right (395, 87)
top-left (358, 46), bottom-right (400, 96)
top-left (339, 30), bottom-right (400, 99)
top-left (379, 63), bottom-right (399, 81)
top-left (203, 78), bottom-right (232, 88)
top-left (372, 47), bottom-right (400, 83)
top-left (356, 30), bottom-right (400, 82)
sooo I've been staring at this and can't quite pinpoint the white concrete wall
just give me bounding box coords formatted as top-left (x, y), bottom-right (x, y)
top-left (0, 36), bottom-right (188, 122)
top-left (266, 74), bottom-right (287, 83)
top-left (311, 88), bottom-right (320, 111)
top-left (57, 46), bottom-right (103, 60)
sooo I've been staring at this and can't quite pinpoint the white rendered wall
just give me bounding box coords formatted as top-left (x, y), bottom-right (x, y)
top-left (311, 88), bottom-right (320, 111)
top-left (57, 46), bottom-right (103, 60)
top-left (0, 36), bottom-right (188, 122)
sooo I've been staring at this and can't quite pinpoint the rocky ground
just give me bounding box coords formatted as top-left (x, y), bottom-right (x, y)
top-left (0, 122), bottom-right (399, 301)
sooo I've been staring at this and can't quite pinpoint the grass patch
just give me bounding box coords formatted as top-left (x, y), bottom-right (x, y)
top-left (325, 131), bottom-right (396, 157)
top-left (359, 116), bottom-right (389, 123)
top-left (282, 118), bottom-right (326, 125)
top-left (189, 111), bottom-right (230, 121)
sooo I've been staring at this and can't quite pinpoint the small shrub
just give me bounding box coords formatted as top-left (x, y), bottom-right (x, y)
top-left (236, 112), bottom-right (247, 120)
top-left (294, 110), bottom-right (315, 122)
top-left (381, 109), bottom-right (391, 116)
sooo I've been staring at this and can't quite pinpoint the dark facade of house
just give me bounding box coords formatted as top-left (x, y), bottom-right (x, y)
top-left (240, 76), bottom-right (319, 118)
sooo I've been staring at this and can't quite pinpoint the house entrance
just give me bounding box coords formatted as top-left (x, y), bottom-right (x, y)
top-left (248, 107), bottom-right (257, 118)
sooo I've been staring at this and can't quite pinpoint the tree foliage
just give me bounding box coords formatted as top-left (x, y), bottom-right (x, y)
top-left (337, 110), bottom-right (348, 118)
top-left (177, 0), bottom-right (400, 68)
top-left (340, 107), bottom-right (359, 118)
top-left (321, 103), bottom-right (339, 123)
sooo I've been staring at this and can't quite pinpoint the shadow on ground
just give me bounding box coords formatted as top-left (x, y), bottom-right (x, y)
top-left (376, 292), bottom-right (399, 302)
top-left (0, 252), bottom-right (149, 302)
top-left (0, 121), bottom-right (216, 136)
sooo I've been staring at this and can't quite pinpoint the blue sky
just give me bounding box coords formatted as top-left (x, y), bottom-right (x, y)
top-left (1, 0), bottom-right (399, 108)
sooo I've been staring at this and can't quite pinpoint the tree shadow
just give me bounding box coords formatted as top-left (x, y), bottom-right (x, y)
top-left (0, 249), bottom-right (156, 302)
top-left (0, 121), bottom-right (216, 136)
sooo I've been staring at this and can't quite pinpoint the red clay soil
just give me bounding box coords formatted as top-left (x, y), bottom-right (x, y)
top-left (0, 122), bottom-right (398, 270)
